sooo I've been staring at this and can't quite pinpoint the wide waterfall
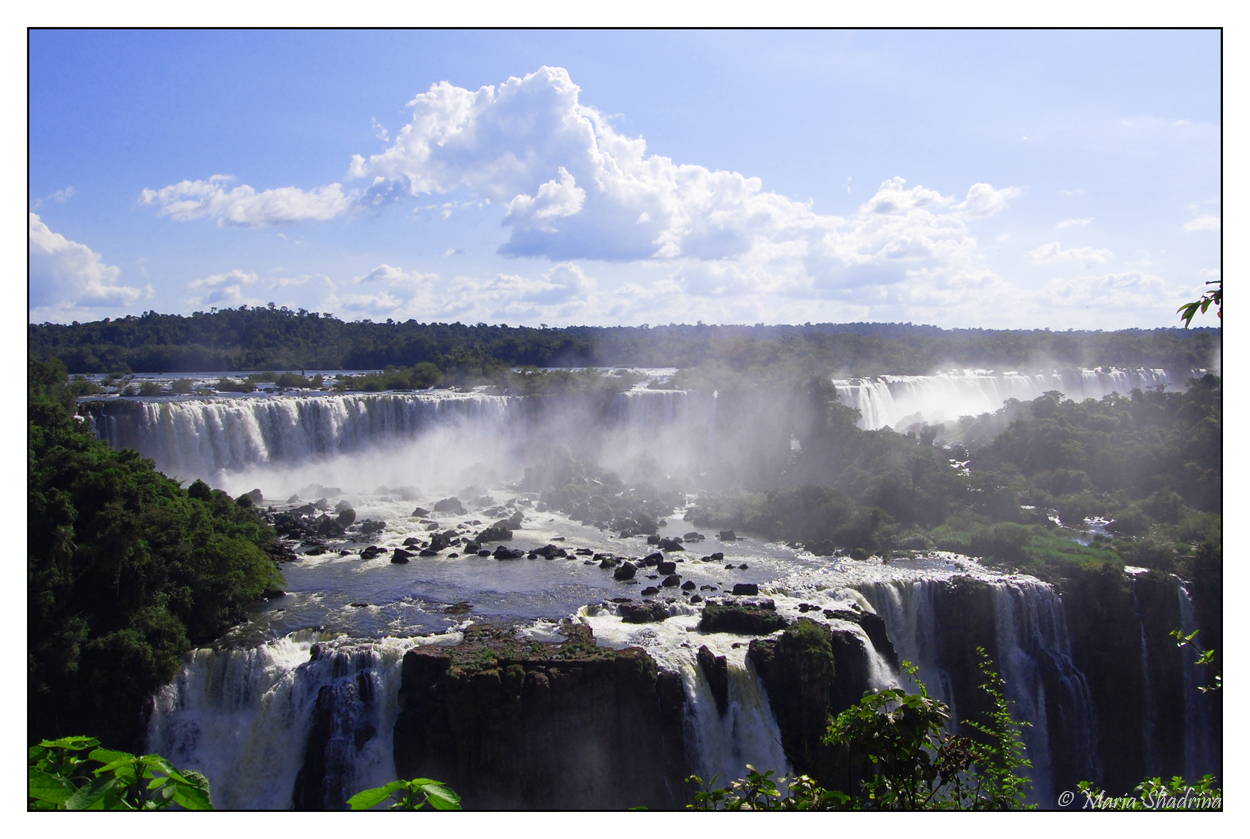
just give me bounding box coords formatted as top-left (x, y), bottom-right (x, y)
top-left (835, 368), bottom-right (1178, 429)
top-left (857, 576), bottom-right (1100, 804)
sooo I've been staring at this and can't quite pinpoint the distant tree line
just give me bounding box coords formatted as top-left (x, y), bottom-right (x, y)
top-left (28, 306), bottom-right (1219, 375)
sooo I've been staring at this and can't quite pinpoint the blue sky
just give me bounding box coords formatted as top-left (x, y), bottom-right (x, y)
top-left (28, 29), bottom-right (1221, 329)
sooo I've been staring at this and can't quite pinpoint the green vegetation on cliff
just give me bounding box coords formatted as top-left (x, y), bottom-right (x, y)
top-left (28, 358), bottom-right (285, 750)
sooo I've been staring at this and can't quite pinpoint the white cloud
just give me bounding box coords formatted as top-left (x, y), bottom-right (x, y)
top-left (1024, 241), bottom-right (1114, 269)
top-left (1056, 217), bottom-right (1091, 229)
top-left (445, 248), bottom-right (464, 257)
top-left (186, 269), bottom-right (264, 307)
top-left (956, 183), bottom-right (1023, 217)
top-left (347, 67), bottom-right (1018, 285)
top-left (141, 174), bottom-right (353, 227)
top-left (29, 213), bottom-right (148, 322)
top-left (1199, 268), bottom-right (1221, 278)
top-left (1183, 215), bottom-right (1220, 232)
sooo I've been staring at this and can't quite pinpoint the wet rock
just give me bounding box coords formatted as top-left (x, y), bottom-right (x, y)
top-left (657, 560), bottom-right (677, 575)
top-left (690, 595), bottom-right (703, 603)
top-left (681, 581), bottom-right (697, 591)
top-left (339, 549), bottom-right (351, 556)
top-left (360, 519), bottom-right (386, 535)
top-left (661, 574), bottom-right (681, 587)
top-left (725, 563), bottom-right (736, 569)
top-left (697, 646), bottom-right (730, 716)
top-left (463, 541), bottom-right (480, 553)
top-left (699, 599), bottom-right (789, 634)
top-left (700, 585), bottom-right (718, 591)
top-left (738, 563), bottom-right (749, 570)
top-left (493, 545), bottom-right (525, 560)
top-left (287, 494), bottom-right (301, 503)
top-left (533, 544), bottom-right (567, 559)
top-left (641, 586), bottom-right (661, 596)
top-left (419, 549), bottom-right (440, 557)
top-left (445, 602), bottom-right (473, 615)
top-left (614, 562), bottom-right (637, 581)
top-left (392, 548), bottom-right (414, 564)
top-left (403, 537), bottom-right (422, 547)
top-left (262, 587), bottom-right (286, 600)
top-left (646, 534), bottom-right (661, 545)
top-left (718, 530), bottom-right (737, 541)
top-left (411, 506), bottom-right (430, 517)
top-left (732, 583), bottom-right (759, 596)
top-left (476, 524), bottom-right (513, 543)
top-left (619, 601), bottom-right (670, 624)
top-left (304, 545), bottom-right (328, 556)
top-left (658, 538), bottom-right (684, 552)
top-left (335, 498), bottom-right (353, 513)
top-left (575, 548), bottom-right (595, 556)
top-left (360, 545), bottom-right (384, 560)
top-left (599, 557), bottom-right (620, 569)
top-left (683, 532), bottom-right (706, 542)
top-left (643, 552), bottom-right (663, 567)
top-left (350, 602), bottom-right (370, 608)
top-left (479, 550), bottom-right (493, 557)
top-left (336, 508), bottom-right (356, 528)
top-left (435, 497), bottom-right (467, 515)
top-left (243, 488), bottom-right (264, 505)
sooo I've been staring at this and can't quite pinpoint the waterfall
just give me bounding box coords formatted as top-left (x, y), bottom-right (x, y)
top-left (857, 577), bottom-right (1100, 803)
top-left (678, 653), bottom-right (792, 786)
top-left (834, 368), bottom-right (1181, 430)
top-left (85, 392), bottom-right (518, 486)
top-left (1133, 590), bottom-right (1161, 777)
top-left (1176, 583), bottom-right (1219, 781)
top-left (147, 633), bottom-right (423, 810)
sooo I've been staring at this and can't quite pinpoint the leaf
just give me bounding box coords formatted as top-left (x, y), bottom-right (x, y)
top-left (421, 782), bottom-right (462, 811)
top-left (27, 768), bottom-right (77, 805)
top-left (42, 736), bottom-right (100, 751)
top-left (170, 778), bottom-right (214, 811)
top-left (347, 781), bottom-right (406, 811)
top-left (64, 776), bottom-right (120, 810)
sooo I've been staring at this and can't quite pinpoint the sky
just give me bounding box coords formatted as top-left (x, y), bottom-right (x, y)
top-left (28, 29), bottom-right (1222, 330)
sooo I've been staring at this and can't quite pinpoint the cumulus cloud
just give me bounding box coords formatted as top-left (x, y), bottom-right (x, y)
top-left (186, 269), bottom-right (264, 307)
top-left (141, 174), bottom-right (352, 227)
top-left (1183, 215), bottom-right (1220, 232)
top-left (1024, 241), bottom-right (1114, 269)
top-left (347, 67), bottom-right (1019, 284)
top-left (29, 212), bottom-right (148, 321)
top-left (1057, 217), bottom-right (1091, 229)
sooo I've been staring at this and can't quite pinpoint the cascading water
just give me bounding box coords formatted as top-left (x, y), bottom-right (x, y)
top-left (857, 576), bottom-right (1100, 804)
top-left (834, 368), bottom-right (1181, 430)
top-left (147, 632), bottom-right (456, 810)
top-left (86, 392), bottom-right (519, 483)
top-left (1176, 583), bottom-right (1219, 781)
top-left (1133, 589), bottom-right (1161, 778)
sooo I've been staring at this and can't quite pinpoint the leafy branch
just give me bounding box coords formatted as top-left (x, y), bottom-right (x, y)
top-left (28, 736), bottom-right (212, 811)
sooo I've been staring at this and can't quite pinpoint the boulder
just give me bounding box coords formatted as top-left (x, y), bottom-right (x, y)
top-left (360, 545), bottom-right (384, 560)
top-left (476, 524), bottom-right (513, 543)
top-left (614, 562), bottom-right (637, 581)
top-left (434, 497), bottom-right (467, 515)
top-left (683, 532), bottom-right (706, 542)
top-left (335, 498), bottom-right (354, 513)
top-left (657, 561), bottom-right (677, 575)
top-left (731, 583), bottom-right (759, 596)
top-left (599, 557), bottom-right (619, 569)
top-left (243, 488), bottom-right (264, 505)
top-left (493, 545), bottom-right (525, 560)
top-left (619, 601), bottom-right (670, 624)
top-left (717, 530), bottom-right (737, 541)
top-left (391, 549), bottom-right (413, 564)
top-left (681, 581), bottom-right (697, 591)
top-left (336, 508), bottom-right (356, 528)
top-left (419, 549), bottom-right (440, 557)
top-left (699, 599), bottom-right (789, 634)
top-left (661, 574), bottom-right (681, 588)
top-left (262, 587), bottom-right (286, 600)
top-left (411, 506), bottom-right (430, 517)
top-left (641, 586), bottom-right (661, 596)
top-left (359, 519), bottom-right (386, 535)
top-left (643, 552), bottom-right (663, 567)
top-left (658, 538), bottom-right (684, 552)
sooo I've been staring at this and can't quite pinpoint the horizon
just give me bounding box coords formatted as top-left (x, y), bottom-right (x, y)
top-left (30, 30), bottom-right (1221, 331)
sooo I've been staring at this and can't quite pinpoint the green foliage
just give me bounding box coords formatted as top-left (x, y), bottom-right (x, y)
top-left (1077, 774), bottom-right (1221, 810)
top-left (1178, 277), bottom-right (1220, 328)
top-left (28, 736), bottom-right (212, 810)
top-left (346, 778), bottom-right (462, 811)
top-left (824, 656), bottom-right (1034, 810)
top-left (1171, 628), bottom-right (1221, 693)
top-left (28, 356), bottom-right (285, 748)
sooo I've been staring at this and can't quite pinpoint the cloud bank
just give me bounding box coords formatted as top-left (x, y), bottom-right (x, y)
top-left (29, 213), bottom-right (149, 322)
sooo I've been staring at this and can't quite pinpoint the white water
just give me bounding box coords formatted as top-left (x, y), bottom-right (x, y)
top-left (834, 368), bottom-right (1177, 430)
top-left (1177, 582), bottom-right (1219, 781)
top-left (147, 631), bottom-right (462, 810)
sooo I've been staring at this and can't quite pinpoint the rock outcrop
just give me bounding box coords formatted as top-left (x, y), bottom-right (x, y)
top-left (392, 624), bottom-right (687, 809)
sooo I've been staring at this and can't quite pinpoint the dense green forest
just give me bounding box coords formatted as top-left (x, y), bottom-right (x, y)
top-left (684, 374), bottom-right (1221, 576)
top-left (29, 306), bottom-right (1218, 375)
top-left (28, 358), bottom-right (286, 750)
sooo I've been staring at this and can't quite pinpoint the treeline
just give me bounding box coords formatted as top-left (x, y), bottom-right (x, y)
top-left (28, 358), bottom-right (286, 751)
top-left (29, 306), bottom-right (1218, 375)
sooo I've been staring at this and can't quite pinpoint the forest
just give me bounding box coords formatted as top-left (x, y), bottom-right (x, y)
top-left (28, 306), bottom-right (1219, 376)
